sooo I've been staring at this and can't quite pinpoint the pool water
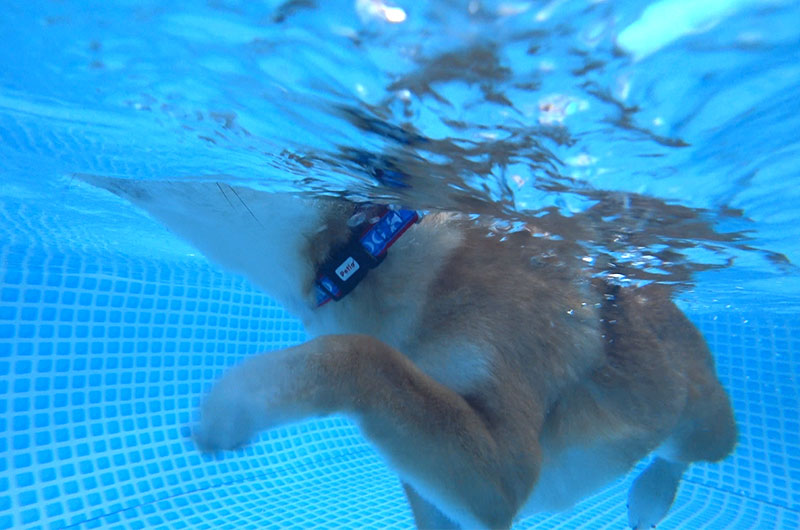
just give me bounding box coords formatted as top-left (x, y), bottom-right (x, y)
top-left (1, 227), bottom-right (798, 529)
top-left (2, 0), bottom-right (800, 528)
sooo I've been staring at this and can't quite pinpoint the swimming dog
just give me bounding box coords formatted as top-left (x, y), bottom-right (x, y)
top-left (84, 177), bottom-right (736, 529)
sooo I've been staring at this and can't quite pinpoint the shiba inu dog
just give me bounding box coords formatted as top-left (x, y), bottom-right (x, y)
top-left (84, 176), bottom-right (736, 529)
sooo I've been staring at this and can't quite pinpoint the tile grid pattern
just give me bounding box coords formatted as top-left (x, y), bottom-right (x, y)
top-left (1, 247), bottom-right (799, 529)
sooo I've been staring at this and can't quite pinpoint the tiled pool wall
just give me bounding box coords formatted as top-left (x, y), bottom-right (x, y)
top-left (1, 233), bottom-right (799, 528)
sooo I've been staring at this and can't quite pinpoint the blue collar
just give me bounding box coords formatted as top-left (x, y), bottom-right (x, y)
top-left (314, 205), bottom-right (420, 306)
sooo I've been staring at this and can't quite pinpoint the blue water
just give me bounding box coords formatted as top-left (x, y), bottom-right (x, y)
top-left (1, 0), bottom-right (799, 528)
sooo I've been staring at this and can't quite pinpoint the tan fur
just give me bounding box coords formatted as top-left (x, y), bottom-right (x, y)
top-left (83, 177), bottom-right (737, 529)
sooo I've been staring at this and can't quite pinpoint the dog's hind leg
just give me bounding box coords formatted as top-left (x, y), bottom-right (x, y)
top-left (587, 285), bottom-right (738, 529)
top-left (194, 334), bottom-right (540, 529)
top-left (627, 457), bottom-right (687, 529)
top-left (403, 483), bottom-right (460, 529)
top-left (627, 371), bottom-right (736, 529)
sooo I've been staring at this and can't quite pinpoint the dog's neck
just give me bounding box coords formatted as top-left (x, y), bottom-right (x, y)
top-left (311, 204), bottom-right (420, 306)
top-left (94, 178), bottom-right (455, 344)
top-left (177, 191), bottom-right (348, 321)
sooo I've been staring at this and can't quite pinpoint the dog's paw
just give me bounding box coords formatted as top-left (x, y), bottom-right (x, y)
top-left (192, 374), bottom-right (266, 453)
top-left (190, 343), bottom-right (325, 454)
top-left (627, 458), bottom-right (686, 529)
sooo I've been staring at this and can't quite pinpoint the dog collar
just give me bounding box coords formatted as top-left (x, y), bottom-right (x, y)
top-left (314, 205), bottom-right (420, 306)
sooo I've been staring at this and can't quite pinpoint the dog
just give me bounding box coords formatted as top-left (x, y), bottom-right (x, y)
top-left (83, 176), bottom-right (736, 529)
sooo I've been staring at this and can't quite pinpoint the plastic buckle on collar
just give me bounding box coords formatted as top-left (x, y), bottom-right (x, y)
top-left (317, 238), bottom-right (386, 301)
top-left (314, 206), bottom-right (421, 306)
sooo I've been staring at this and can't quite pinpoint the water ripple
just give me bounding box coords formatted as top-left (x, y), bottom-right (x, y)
top-left (1, 0), bottom-right (798, 310)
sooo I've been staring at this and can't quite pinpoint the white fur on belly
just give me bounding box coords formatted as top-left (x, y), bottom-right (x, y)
top-left (522, 443), bottom-right (633, 515)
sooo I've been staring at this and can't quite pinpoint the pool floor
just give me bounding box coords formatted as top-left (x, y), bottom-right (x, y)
top-left (1, 248), bottom-right (799, 529)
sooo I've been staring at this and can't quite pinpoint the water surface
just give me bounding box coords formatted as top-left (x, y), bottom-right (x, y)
top-left (3, 1), bottom-right (799, 312)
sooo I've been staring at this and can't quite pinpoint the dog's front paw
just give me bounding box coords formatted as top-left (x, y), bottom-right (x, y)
top-left (190, 342), bottom-right (327, 454)
top-left (193, 374), bottom-right (266, 453)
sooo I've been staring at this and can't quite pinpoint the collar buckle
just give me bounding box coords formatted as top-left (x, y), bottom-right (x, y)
top-left (316, 237), bottom-right (386, 302)
top-left (314, 205), bottom-right (420, 306)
